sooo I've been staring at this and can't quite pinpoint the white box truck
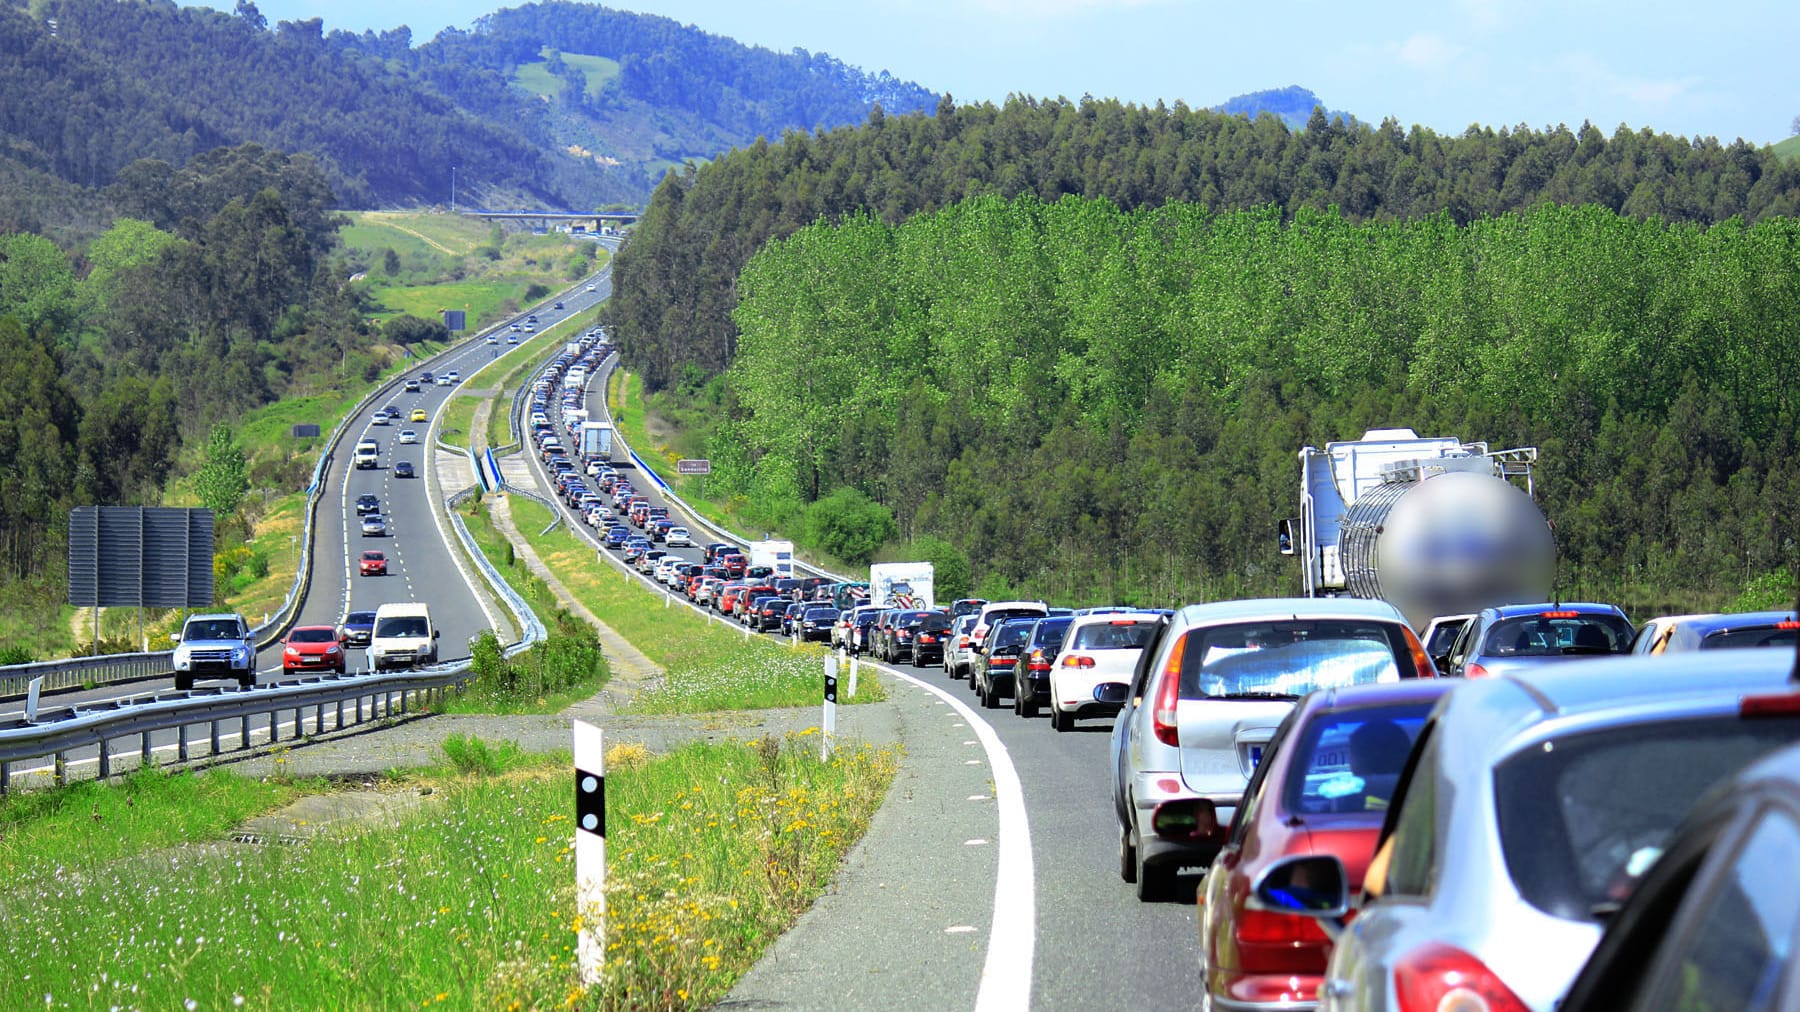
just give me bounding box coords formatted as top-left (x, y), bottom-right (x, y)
top-left (580, 421), bottom-right (613, 461)
top-left (749, 539), bottom-right (795, 580)
top-left (870, 562), bottom-right (935, 609)
top-left (565, 366), bottom-right (588, 392)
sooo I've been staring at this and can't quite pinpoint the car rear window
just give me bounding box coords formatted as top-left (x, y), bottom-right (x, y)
top-left (1071, 619), bottom-right (1160, 650)
top-left (1282, 704), bottom-right (1432, 816)
top-left (1484, 614), bottom-right (1634, 656)
top-left (1178, 620), bottom-right (1416, 699)
top-left (992, 619), bottom-right (1037, 651)
top-left (1701, 624), bottom-right (1798, 650)
top-left (1030, 617), bottom-right (1075, 648)
top-left (1494, 713), bottom-right (1800, 920)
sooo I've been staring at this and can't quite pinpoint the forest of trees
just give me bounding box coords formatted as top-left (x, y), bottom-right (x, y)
top-left (609, 97), bottom-right (1800, 392)
top-left (0, 144), bottom-right (378, 588)
top-left (708, 196), bottom-right (1799, 610)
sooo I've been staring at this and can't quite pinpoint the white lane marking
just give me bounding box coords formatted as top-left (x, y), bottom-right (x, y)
top-left (874, 664), bottom-right (1035, 1012)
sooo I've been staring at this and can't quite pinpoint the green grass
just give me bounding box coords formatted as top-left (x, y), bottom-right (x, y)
top-left (514, 49), bottom-right (621, 102)
top-left (1774, 134), bottom-right (1800, 162)
top-left (502, 497), bottom-right (883, 712)
top-left (0, 765), bottom-right (314, 881)
top-left (0, 736), bottom-right (897, 1010)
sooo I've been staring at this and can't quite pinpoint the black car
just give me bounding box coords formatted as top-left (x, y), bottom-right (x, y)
top-left (774, 577), bottom-right (804, 600)
top-left (850, 609), bottom-right (882, 654)
top-left (973, 616), bottom-right (1039, 710)
top-left (799, 606), bottom-right (840, 643)
top-left (780, 601), bottom-right (809, 636)
top-left (338, 609), bottom-right (377, 647)
top-left (907, 612), bottom-right (954, 667)
top-left (394, 460), bottom-right (415, 478)
top-left (750, 595), bottom-right (787, 632)
top-left (419, 371), bottom-right (434, 384)
top-left (885, 610), bottom-right (944, 664)
top-left (1012, 615), bottom-right (1075, 718)
top-left (355, 493), bottom-right (380, 515)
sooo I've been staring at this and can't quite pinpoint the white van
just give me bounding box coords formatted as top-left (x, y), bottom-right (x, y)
top-left (353, 439), bottom-right (380, 469)
top-left (367, 602), bottom-right (439, 670)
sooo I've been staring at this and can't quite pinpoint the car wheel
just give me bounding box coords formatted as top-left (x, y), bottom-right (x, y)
top-left (242, 672), bottom-right (256, 688)
top-left (1022, 699), bottom-right (1038, 718)
top-left (1134, 822), bottom-right (1172, 902)
top-left (1012, 688), bottom-right (1023, 716)
top-left (1053, 707), bottom-right (1073, 732)
top-left (982, 679), bottom-right (999, 709)
top-left (174, 673), bottom-right (193, 691)
top-left (1119, 823), bottom-right (1137, 884)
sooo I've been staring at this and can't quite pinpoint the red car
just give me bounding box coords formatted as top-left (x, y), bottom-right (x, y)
top-left (359, 549), bottom-right (388, 576)
top-left (282, 624), bottom-right (348, 676)
top-left (1158, 680), bottom-right (1454, 1012)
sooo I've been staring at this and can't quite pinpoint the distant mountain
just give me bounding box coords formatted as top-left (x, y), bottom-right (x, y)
top-left (0, 0), bottom-right (938, 213)
top-left (1212, 86), bottom-right (1353, 129)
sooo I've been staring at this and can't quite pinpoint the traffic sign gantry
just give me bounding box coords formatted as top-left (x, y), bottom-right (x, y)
top-left (676, 459), bottom-right (711, 475)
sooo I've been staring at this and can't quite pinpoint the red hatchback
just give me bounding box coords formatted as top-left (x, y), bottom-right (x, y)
top-left (359, 549), bottom-right (387, 576)
top-left (1165, 680), bottom-right (1455, 1012)
top-left (282, 624), bottom-right (348, 676)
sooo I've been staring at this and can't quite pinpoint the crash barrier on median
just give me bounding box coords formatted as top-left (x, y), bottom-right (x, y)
top-left (446, 483), bottom-right (547, 648)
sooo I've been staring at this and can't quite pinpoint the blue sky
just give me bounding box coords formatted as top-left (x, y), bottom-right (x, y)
top-left (214, 0), bottom-right (1798, 144)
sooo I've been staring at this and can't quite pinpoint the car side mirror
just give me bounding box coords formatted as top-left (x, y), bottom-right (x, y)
top-left (1251, 854), bottom-right (1350, 935)
top-left (1432, 652), bottom-right (1452, 672)
top-left (1150, 798), bottom-right (1220, 843)
top-left (170, 633), bottom-right (181, 643)
top-left (433, 630), bottom-right (441, 639)
top-left (1092, 682), bottom-right (1130, 705)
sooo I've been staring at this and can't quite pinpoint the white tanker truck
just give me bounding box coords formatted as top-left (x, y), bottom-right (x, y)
top-left (1279, 428), bottom-right (1556, 633)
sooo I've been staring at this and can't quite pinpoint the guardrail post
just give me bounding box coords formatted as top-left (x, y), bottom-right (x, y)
top-left (211, 720), bottom-right (221, 755)
top-left (53, 751), bottom-right (66, 786)
top-left (336, 698), bottom-right (345, 730)
top-left (315, 703), bottom-right (324, 735)
top-left (98, 738), bottom-right (110, 781)
top-left (269, 708), bottom-right (279, 743)
top-left (399, 689), bottom-right (408, 716)
top-left (239, 714), bottom-right (250, 750)
top-left (178, 723), bottom-right (189, 763)
top-left (1, 760), bottom-right (10, 795)
top-left (141, 731), bottom-right (152, 767)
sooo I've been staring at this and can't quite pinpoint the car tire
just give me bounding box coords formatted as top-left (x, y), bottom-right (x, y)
top-left (1119, 823), bottom-right (1137, 884)
top-left (1012, 688), bottom-right (1023, 716)
top-left (1053, 707), bottom-right (1073, 732)
top-left (1134, 822), bottom-right (1172, 902)
top-left (174, 673), bottom-right (192, 691)
top-left (982, 679), bottom-right (999, 709)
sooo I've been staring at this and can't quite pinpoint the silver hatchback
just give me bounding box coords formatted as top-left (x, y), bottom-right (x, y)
top-left (1253, 649), bottom-right (1800, 1012)
top-left (1106, 597), bottom-right (1432, 900)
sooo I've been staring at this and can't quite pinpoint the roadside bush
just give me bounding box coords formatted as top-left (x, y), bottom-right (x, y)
top-left (460, 624), bottom-right (609, 710)
top-left (802, 487), bottom-right (894, 565)
top-left (1732, 568), bottom-right (1797, 612)
top-left (908, 534), bottom-right (971, 601)
top-left (523, 283), bottom-right (550, 302)
top-left (439, 733), bottom-right (528, 776)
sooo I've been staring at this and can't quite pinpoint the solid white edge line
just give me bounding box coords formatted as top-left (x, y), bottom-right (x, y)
top-left (875, 662), bottom-right (1035, 1011)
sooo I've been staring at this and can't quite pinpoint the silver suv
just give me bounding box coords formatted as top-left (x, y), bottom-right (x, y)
top-left (1105, 597), bottom-right (1430, 900)
top-left (171, 612), bottom-right (256, 690)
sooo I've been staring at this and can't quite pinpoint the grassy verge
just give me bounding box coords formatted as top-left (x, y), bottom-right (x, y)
top-left (502, 497), bottom-right (884, 712)
top-left (0, 734), bottom-right (897, 1011)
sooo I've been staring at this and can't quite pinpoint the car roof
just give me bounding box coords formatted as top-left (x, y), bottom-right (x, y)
top-left (1667, 610), bottom-right (1797, 636)
top-left (1486, 601), bottom-right (1628, 619)
top-left (1431, 650), bottom-right (1800, 771)
top-left (1171, 596), bottom-right (1409, 628)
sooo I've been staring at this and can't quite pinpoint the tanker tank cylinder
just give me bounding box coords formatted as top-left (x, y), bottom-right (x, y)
top-left (1337, 470), bottom-right (1555, 632)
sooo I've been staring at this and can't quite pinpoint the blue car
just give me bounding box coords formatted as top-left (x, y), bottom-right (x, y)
top-left (1440, 601), bottom-right (1634, 679)
top-left (604, 527), bottom-right (629, 549)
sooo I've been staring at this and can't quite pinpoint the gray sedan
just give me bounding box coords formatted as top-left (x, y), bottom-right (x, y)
top-left (1254, 649), bottom-right (1800, 1012)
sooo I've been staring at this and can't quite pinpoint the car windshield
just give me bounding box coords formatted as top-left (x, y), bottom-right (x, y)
top-left (1701, 624), bottom-right (1798, 650)
top-left (1282, 703), bottom-right (1432, 816)
top-left (375, 616), bottom-right (429, 638)
top-left (185, 620), bottom-right (241, 640)
top-left (1494, 713), bottom-right (1800, 920)
top-left (805, 608), bottom-right (838, 620)
top-left (1485, 614), bottom-right (1634, 656)
top-left (1179, 620), bottom-right (1413, 698)
top-left (290, 628), bottom-right (337, 643)
top-left (346, 612), bottom-right (375, 626)
top-left (1071, 619), bottom-right (1160, 650)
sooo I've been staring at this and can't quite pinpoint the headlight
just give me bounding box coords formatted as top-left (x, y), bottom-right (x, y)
top-left (234, 647), bottom-right (249, 661)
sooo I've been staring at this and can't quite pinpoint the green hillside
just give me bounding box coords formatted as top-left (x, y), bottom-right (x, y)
top-left (513, 48), bottom-right (622, 102)
top-left (1775, 134), bottom-right (1800, 161)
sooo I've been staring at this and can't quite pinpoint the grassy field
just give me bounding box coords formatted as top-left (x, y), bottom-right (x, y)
top-left (0, 735), bottom-right (897, 1010)
top-left (514, 48), bottom-right (622, 102)
top-left (1775, 134), bottom-right (1800, 161)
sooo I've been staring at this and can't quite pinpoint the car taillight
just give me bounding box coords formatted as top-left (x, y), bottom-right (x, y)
top-left (1741, 693), bottom-right (1800, 717)
top-left (1027, 651), bottom-right (1052, 672)
top-left (990, 655), bottom-right (1016, 667)
top-left (1465, 662), bottom-right (1491, 679)
top-left (1403, 627), bottom-right (1436, 677)
top-left (920, 634), bottom-right (936, 643)
top-left (1235, 909), bottom-right (1330, 946)
top-left (1153, 633), bottom-right (1187, 747)
top-left (899, 630), bottom-right (912, 639)
top-left (1062, 655), bottom-right (1096, 668)
top-left (957, 636), bottom-right (970, 648)
top-left (1393, 943), bottom-right (1530, 1012)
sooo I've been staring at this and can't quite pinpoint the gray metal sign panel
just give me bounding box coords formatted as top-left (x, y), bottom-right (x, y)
top-left (68, 507), bottom-right (215, 608)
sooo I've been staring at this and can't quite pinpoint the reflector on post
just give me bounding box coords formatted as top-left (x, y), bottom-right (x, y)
top-left (573, 719), bottom-right (605, 984)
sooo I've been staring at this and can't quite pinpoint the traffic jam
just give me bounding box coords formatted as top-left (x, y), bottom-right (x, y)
top-left (527, 347), bottom-right (1800, 1011)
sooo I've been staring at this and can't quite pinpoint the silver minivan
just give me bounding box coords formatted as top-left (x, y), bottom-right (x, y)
top-left (1106, 597), bottom-right (1431, 900)
top-left (1254, 649), bottom-right (1800, 1012)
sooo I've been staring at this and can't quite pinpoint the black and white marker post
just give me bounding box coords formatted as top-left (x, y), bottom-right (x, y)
top-left (573, 719), bottom-right (606, 984)
top-left (821, 653), bottom-right (838, 761)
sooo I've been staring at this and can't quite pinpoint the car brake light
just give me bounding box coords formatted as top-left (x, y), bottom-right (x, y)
top-left (1741, 693), bottom-right (1800, 718)
top-left (989, 656), bottom-right (1016, 667)
top-left (1153, 633), bottom-right (1187, 747)
top-left (1403, 627), bottom-right (1436, 677)
top-left (1108, 618), bottom-right (1140, 626)
top-left (1777, 620), bottom-right (1800, 630)
top-left (1062, 655), bottom-right (1096, 668)
top-left (1393, 943), bottom-right (1530, 1012)
top-left (1540, 610), bottom-right (1580, 619)
top-left (1027, 658), bottom-right (1052, 672)
top-left (1235, 909), bottom-right (1330, 946)
top-left (1464, 662), bottom-right (1491, 679)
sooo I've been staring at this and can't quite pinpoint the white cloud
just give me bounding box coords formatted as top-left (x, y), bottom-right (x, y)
top-left (1393, 32), bottom-right (1464, 72)
top-left (1553, 52), bottom-right (1697, 109)
top-left (1457, 0), bottom-right (1505, 31)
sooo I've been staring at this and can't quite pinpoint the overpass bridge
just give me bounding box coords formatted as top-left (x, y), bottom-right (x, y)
top-left (460, 208), bottom-right (640, 233)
